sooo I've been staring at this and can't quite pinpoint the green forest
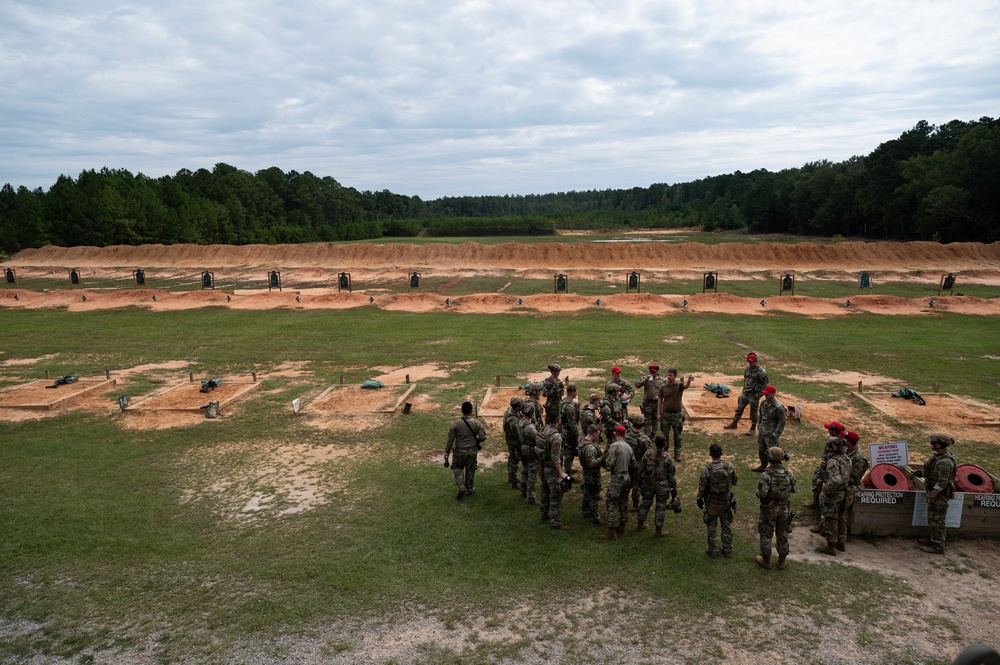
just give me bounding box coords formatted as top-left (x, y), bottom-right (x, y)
top-left (1, 116), bottom-right (998, 252)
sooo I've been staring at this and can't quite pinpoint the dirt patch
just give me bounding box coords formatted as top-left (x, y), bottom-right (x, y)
top-left (127, 380), bottom-right (262, 411)
top-left (0, 378), bottom-right (115, 409)
top-left (178, 441), bottom-right (351, 522)
top-left (0, 354), bottom-right (58, 367)
top-left (785, 370), bottom-right (897, 386)
top-left (371, 364), bottom-right (452, 382)
top-left (309, 384), bottom-right (415, 415)
top-left (852, 391), bottom-right (1000, 426)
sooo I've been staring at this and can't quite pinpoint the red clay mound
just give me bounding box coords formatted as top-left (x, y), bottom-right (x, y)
top-left (13, 241), bottom-right (1000, 271)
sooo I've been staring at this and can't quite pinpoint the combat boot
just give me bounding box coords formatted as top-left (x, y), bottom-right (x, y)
top-left (755, 555), bottom-right (772, 570)
top-left (776, 556), bottom-right (787, 570)
top-left (809, 523), bottom-right (824, 534)
top-left (804, 497), bottom-right (819, 509)
top-left (751, 463), bottom-right (766, 472)
top-left (835, 541), bottom-right (846, 552)
top-left (599, 527), bottom-right (618, 541)
top-left (654, 526), bottom-right (667, 538)
top-left (723, 419), bottom-right (739, 430)
top-left (744, 423), bottom-right (757, 436)
top-left (919, 545), bottom-right (945, 554)
top-left (815, 543), bottom-right (837, 556)
top-left (616, 522), bottom-right (626, 535)
top-left (636, 521), bottom-right (647, 532)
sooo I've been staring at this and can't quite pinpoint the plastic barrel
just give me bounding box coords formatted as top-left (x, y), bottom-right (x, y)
top-left (869, 463), bottom-right (910, 491)
top-left (955, 464), bottom-right (995, 493)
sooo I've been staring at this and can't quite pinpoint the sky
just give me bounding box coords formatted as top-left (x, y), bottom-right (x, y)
top-left (2, 1), bottom-right (999, 199)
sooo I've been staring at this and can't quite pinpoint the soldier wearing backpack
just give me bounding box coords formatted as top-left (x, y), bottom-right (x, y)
top-left (517, 403), bottom-right (539, 505)
top-left (756, 446), bottom-right (796, 570)
top-left (697, 444), bottom-right (738, 559)
top-left (842, 431), bottom-right (869, 532)
top-left (541, 363), bottom-right (565, 420)
top-left (636, 434), bottom-right (678, 537)
top-left (920, 433), bottom-right (957, 555)
top-left (625, 415), bottom-right (652, 512)
top-left (578, 425), bottom-right (607, 525)
top-left (503, 397), bottom-right (524, 490)
top-left (806, 422), bottom-right (846, 510)
top-left (559, 385), bottom-right (581, 475)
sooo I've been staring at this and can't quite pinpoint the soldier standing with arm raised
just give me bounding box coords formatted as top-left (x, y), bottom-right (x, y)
top-left (724, 352), bottom-right (768, 435)
top-left (658, 368), bottom-right (694, 462)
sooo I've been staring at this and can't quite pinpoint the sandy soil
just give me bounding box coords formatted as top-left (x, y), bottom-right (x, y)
top-left (4, 241), bottom-right (1000, 317)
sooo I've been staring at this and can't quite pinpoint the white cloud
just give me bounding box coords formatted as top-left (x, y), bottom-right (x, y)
top-left (0, 0), bottom-right (998, 197)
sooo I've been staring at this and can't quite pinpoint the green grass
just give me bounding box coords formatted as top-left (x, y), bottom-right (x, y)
top-left (1, 306), bottom-right (998, 661)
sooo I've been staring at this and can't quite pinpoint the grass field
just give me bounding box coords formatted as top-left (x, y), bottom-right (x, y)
top-left (1, 307), bottom-right (998, 663)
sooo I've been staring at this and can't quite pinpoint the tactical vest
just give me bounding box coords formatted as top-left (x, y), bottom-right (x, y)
top-left (708, 461), bottom-right (732, 494)
top-left (765, 468), bottom-right (792, 503)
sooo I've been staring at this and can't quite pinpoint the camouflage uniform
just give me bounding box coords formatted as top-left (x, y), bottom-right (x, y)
top-left (733, 363), bottom-right (768, 425)
top-left (526, 392), bottom-right (544, 430)
top-left (606, 377), bottom-right (636, 416)
top-left (811, 437), bottom-right (841, 506)
top-left (637, 447), bottom-right (677, 532)
top-left (581, 403), bottom-right (602, 444)
top-left (600, 390), bottom-right (625, 441)
top-left (625, 426), bottom-right (652, 508)
top-left (756, 398), bottom-right (786, 468)
top-left (757, 464), bottom-right (796, 560)
top-left (818, 447), bottom-right (851, 549)
top-left (559, 396), bottom-right (581, 472)
top-left (658, 381), bottom-right (687, 460)
top-left (636, 372), bottom-right (666, 436)
top-left (517, 415), bottom-right (539, 502)
top-left (537, 424), bottom-right (566, 528)
top-left (541, 375), bottom-right (565, 420)
top-left (604, 438), bottom-right (634, 530)
top-left (502, 404), bottom-right (523, 488)
top-left (698, 459), bottom-right (738, 557)
top-left (843, 446), bottom-right (870, 516)
top-left (446, 415), bottom-right (487, 495)
top-left (924, 447), bottom-right (957, 553)
top-left (579, 437), bottom-right (603, 524)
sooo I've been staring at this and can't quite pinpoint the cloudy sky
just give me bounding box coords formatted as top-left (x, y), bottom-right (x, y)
top-left (2, 1), bottom-right (998, 199)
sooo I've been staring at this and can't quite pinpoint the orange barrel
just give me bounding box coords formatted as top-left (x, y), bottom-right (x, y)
top-left (955, 464), bottom-right (995, 493)
top-left (861, 468), bottom-right (874, 488)
top-left (869, 463), bottom-right (910, 491)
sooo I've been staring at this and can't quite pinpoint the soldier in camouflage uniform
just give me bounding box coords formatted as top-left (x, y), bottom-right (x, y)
top-left (636, 434), bottom-right (678, 537)
top-left (599, 425), bottom-right (634, 541)
top-left (444, 401), bottom-right (487, 500)
top-left (517, 403), bottom-right (539, 505)
top-left (541, 363), bottom-right (565, 420)
top-left (756, 446), bottom-right (796, 570)
top-left (502, 397), bottom-right (524, 489)
top-left (559, 384), bottom-right (581, 474)
top-left (658, 368), bottom-right (693, 462)
top-left (578, 424), bottom-right (606, 525)
top-left (920, 433), bottom-right (957, 554)
top-left (698, 443), bottom-right (738, 558)
top-left (525, 383), bottom-right (544, 431)
top-left (600, 384), bottom-right (626, 442)
top-left (580, 394), bottom-right (603, 445)
top-left (537, 410), bottom-right (571, 530)
top-left (724, 352), bottom-right (768, 435)
top-left (842, 431), bottom-right (869, 534)
top-left (625, 414), bottom-right (652, 511)
top-left (636, 364), bottom-right (666, 437)
top-left (606, 366), bottom-right (636, 417)
top-left (815, 436), bottom-right (851, 555)
top-left (806, 422), bottom-right (846, 510)
top-left (752, 386), bottom-right (785, 472)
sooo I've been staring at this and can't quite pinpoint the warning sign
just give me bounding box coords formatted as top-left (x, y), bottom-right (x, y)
top-left (869, 440), bottom-right (908, 466)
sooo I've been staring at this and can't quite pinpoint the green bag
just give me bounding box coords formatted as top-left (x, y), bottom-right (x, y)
top-left (704, 383), bottom-right (731, 397)
top-left (361, 380), bottom-right (385, 389)
top-left (891, 388), bottom-right (926, 406)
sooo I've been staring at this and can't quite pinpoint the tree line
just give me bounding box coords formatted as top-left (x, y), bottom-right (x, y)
top-left (1, 116), bottom-right (998, 253)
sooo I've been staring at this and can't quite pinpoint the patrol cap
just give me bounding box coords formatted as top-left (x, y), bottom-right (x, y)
top-left (614, 425), bottom-right (627, 435)
top-left (824, 421), bottom-right (845, 433)
top-left (929, 432), bottom-right (955, 447)
top-left (510, 397), bottom-right (523, 408)
top-left (762, 385), bottom-right (776, 395)
top-left (844, 431), bottom-right (860, 445)
top-left (612, 366), bottom-right (621, 374)
top-left (548, 363), bottom-right (561, 372)
top-left (747, 353), bottom-right (757, 362)
top-left (630, 414), bottom-right (644, 426)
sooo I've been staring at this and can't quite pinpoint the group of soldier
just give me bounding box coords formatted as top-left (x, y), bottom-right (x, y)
top-left (445, 353), bottom-right (961, 566)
